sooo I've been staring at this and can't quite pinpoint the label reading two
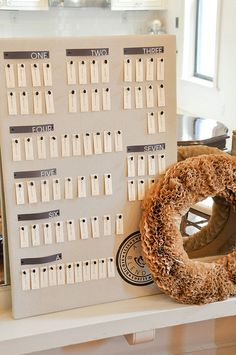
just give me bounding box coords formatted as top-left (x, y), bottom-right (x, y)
top-left (66, 48), bottom-right (109, 57)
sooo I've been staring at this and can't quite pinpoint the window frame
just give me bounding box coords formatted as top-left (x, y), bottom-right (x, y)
top-left (182, 0), bottom-right (221, 88)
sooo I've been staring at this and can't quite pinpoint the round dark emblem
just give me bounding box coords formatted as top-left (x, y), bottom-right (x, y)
top-left (116, 231), bottom-right (153, 286)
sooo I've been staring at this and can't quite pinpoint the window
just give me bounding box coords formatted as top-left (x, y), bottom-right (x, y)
top-left (194, 0), bottom-right (218, 81)
top-left (182, 0), bottom-right (220, 85)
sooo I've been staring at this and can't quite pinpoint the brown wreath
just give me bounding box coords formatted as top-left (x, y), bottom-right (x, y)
top-left (140, 154), bottom-right (236, 304)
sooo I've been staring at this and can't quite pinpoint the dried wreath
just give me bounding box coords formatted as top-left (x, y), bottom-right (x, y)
top-left (141, 154), bottom-right (236, 304)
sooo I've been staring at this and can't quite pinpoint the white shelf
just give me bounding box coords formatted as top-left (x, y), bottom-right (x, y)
top-left (1, 291), bottom-right (236, 354)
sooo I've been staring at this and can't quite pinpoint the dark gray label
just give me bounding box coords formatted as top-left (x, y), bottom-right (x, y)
top-left (4, 51), bottom-right (49, 60)
top-left (14, 168), bottom-right (56, 179)
top-left (66, 48), bottom-right (109, 57)
top-left (10, 124), bottom-right (54, 134)
top-left (18, 209), bottom-right (60, 221)
top-left (127, 143), bottom-right (165, 153)
top-left (124, 46), bottom-right (164, 55)
top-left (21, 253), bottom-right (62, 266)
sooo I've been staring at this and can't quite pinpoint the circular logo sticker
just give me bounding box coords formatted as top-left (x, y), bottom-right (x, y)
top-left (116, 231), bottom-right (153, 286)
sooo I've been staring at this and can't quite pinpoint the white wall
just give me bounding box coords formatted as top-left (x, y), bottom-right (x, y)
top-left (0, 7), bottom-right (166, 37)
top-left (166, 0), bottom-right (236, 142)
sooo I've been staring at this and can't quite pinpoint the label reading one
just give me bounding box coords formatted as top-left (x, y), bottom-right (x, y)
top-left (4, 51), bottom-right (49, 60)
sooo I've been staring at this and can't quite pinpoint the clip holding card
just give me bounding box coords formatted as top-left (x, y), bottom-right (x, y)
top-left (20, 225), bottom-right (29, 248)
top-left (5, 63), bottom-right (15, 88)
top-left (43, 62), bottom-right (53, 86)
top-left (138, 179), bottom-right (146, 200)
top-left (31, 63), bottom-right (41, 87)
top-left (104, 173), bottom-right (113, 195)
top-left (43, 222), bottom-right (53, 245)
top-left (93, 132), bottom-right (103, 154)
top-left (146, 57), bottom-right (154, 81)
top-left (41, 179), bottom-right (50, 202)
top-left (12, 137), bottom-right (21, 161)
top-left (24, 137), bottom-right (34, 161)
top-left (16, 182), bottom-right (25, 205)
top-left (101, 59), bottom-right (109, 83)
top-left (91, 174), bottom-right (100, 196)
top-left (66, 220), bottom-right (76, 241)
top-left (68, 89), bottom-right (77, 113)
top-left (34, 91), bottom-right (43, 115)
top-left (147, 112), bottom-right (156, 134)
top-left (61, 134), bottom-right (70, 157)
top-left (27, 180), bottom-right (37, 204)
top-left (137, 155), bottom-right (146, 176)
top-left (102, 87), bottom-right (111, 111)
top-left (66, 263), bottom-right (75, 284)
top-left (79, 218), bottom-right (89, 239)
top-left (128, 180), bottom-right (136, 201)
top-left (45, 90), bottom-right (55, 114)
top-left (7, 91), bottom-right (17, 115)
top-left (31, 224), bottom-right (40, 246)
top-left (90, 59), bottom-right (99, 84)
top-left (78, 60), bottom-right (87, 85)
top-left (104, 131), bottom-right (112, 153)
top-left (37, 136), bottom-right (46, 159)
top-left (65, 177), bottom-right (73, 199)
top-left (116, 214), bottom-right (124, 235)
top-left (124, 58), bottom-right (132, 82)
top-left (17, 63), bottom-right (27, 87)
top-left (52, 178), bottom-right (61, 200)
top-left (40, 267), bottom-right (48, 288)
top-left (135, 58), bottom-right (144, 82)
top-left (103, 215), bottom-right (112, 236)
top-left (107, 257), bottom-right (115, 278)
top-left (55, 221), bottom-right (64, 243)
top-left (78, 176), bottom-right (86, 198)
top-left (72, 134), bottom-right (81, 156)
top-left (91, 216), bottom-right (100, 238)
top-left (67, 60), bottom-right (76, 85)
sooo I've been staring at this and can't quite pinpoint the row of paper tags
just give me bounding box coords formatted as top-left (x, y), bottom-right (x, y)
top-left (66, 58), bottom-right (109, 85)
top-left (67, 85), bottom-right (165, 113)
top-left (6, 85), bottom-right (165, 115)
top-left (5, 62), bottom-right (53, 88)
top-left (66, 56), bottom-right (165, 85)
top-left (12, 130), bottom-right (123, 161)
top-left (123, 84), bottom-right (165, 109)
top-left (5, 59), bottom-right (109, 88)
top-left (15, 174), bottom-right (113, 205)
top-left (15, 174), bottom-right (157, 205)
top-left (19, 214), bottom-right (124, 248)
top-left (5, 57), bottom-right (164, 89)
top-left (7, 89), bottom-right (55, 115)
top-left (21, 257), bottom-right (116, 290)
top-left (123, 57), bottom-right (165, 82)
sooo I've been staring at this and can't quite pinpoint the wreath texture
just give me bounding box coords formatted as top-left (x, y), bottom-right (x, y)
top-left (140, 154), bottom-right (236, 304)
